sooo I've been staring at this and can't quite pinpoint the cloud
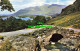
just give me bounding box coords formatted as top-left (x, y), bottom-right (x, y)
top-left (47, 0), bottom-right (76, 5)
top-left (21, 0), bottom-right (46, 7)
top-left (0, 0), bottom-right (76, 14)
top-left (10, 0), bottom-right (76, 9)
top-left (9, 0), bottom-right (24, 2)
top-left (12, 0), bottom-right (46, 11)
top-left (0, 0), bottom-right (46, 14)
top-left (65, 0), bottom-right (76, 5)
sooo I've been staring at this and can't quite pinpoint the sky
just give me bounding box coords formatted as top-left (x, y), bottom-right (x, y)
top-left (0, 0), bottom-right (76, 15)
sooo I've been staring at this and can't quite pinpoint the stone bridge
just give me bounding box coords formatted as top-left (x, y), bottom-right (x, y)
top-left (8, 26), bottom-right (80, 51)
top-left (20, 26), bottom-right (74, 42)
top-left (37, 26), bottom-right (74, 42)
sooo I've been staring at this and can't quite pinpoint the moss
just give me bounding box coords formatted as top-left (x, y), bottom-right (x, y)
top-left (10, 47), bottom-right (16, 51)
top-left (0, 39), bottom-right (12, 51)
top-left (78, 32), bottom-right (80, 34)
top-left (17, 33), bottom-right (23, 36)
top-left (0, 36), bottom-right (4, 40)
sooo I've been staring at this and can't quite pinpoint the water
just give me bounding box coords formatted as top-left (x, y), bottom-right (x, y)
top-left (0, 17), bottom-right (9, 20)
top-left (0, 17), bottom-right (33, 21)
top-left (45, 42), bottom-right (70, 51)
top-left (15, 17), bottom-right (33, 21)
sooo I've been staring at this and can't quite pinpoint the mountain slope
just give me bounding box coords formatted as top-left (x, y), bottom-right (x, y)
top-left (46, 12), bottom-right (80, 28)
top-left (13, 4), bottom-right (66, 16)
top-left (46, 0), bottom-right (80, 28)
top-left (61, 0), bottom-right (80, 15)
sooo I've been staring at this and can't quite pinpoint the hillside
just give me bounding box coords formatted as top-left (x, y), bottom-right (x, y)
top-left (46, 0), bottom-right (80, 29)
top-left (46, 12), bottom-right (80, 28)
top-left (13, 4), bottom-right (66, 16)
top-left (61, 0), bottom-right (80, 15)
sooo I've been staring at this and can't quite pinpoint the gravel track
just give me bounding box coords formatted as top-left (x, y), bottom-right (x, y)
top-left (0, 29), bottom-right (37, 38)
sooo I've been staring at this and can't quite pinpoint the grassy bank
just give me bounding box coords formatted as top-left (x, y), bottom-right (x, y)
top-left (46, 12), bottom-right (80, 29)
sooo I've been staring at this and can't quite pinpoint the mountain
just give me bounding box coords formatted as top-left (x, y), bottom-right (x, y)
top-left (61, 0), bottom-right (80, 15)
top-left (46, 0), bottom-right (80, 28)
top-left (13, 4), bottom-right (66, 16)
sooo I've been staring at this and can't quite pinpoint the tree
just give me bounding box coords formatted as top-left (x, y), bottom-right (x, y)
top-left (0, 0), bottom-right (14, 12)
top-left (33, 15), bottom-right (46, 25)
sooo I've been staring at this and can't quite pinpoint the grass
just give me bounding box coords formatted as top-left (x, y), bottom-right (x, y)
top-left (46, 12), bottom-right (80, 28)
top-left (0, 36), bottom-right (4, 39)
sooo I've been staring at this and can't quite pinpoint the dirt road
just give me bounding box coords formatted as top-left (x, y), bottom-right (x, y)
top-left (0, 29), bottom-right (37, 38)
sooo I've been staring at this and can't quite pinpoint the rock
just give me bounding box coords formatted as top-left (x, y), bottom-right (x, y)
top-left (78, 32), bottom-right (80, 34)
top-left (78, 45), bottom-right (80, 48)
top-left (0, 40), bottom-right (2, 43)
top-left (42, 35), bottom-right (46, 38)
top-left (69, 29), bottom-right (74, 34)
top-left (41, 49), bottom-right (47, 51)
top-left (38, 36), bottom-right (41, 39)
top-left (44, 34), bottom-right (52, 42)
top-left (10, 36), bottom-right (36, 51)
top-left (54, 30), bottom-right (57, 33)
top-left (51, 42), bottom-right (55, 45)
top-left (57, 31), bottom-right (62, 34)
top-left (41, 47), bottom-right (47, 51)
top-left (50, 49), bottom-right (60, 51)
top-left (43, 42), bottom-right (50, 46)
top-left (38, 38), bottom-right (43, 43)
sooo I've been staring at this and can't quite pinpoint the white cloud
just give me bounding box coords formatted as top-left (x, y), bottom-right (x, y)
top-left (59, 0), bottom-right (76, 5)
top-left (0, 0), bottom-right (76, 14)
top-left (12, 0), bottom-right (46, 11)
top-left (9, 0), bottom-right (24, 2)
top-left (65, 0), bottom-right (76, 5)
top-left (47, 0), bottom-right (76, 5)
top-left (22, 0), bottom-right (46, 7)
top-left (57, 0), bottom-right (60, 4)
top-left (10, 0), bottom-right (76, 9)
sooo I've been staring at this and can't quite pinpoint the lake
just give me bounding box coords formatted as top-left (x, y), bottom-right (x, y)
top-left (0, 17), bottom-right (33, 21)
top-left (15, 17), bottom-right (33, 21)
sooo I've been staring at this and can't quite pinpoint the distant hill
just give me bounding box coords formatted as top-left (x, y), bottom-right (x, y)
top-left (13, 4), bottom-right (66, 16)
top-left (46, 0), bottom-right (80, 28)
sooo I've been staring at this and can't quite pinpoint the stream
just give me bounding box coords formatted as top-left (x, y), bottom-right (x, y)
top-left (45, 42), bottom-right (70, 51)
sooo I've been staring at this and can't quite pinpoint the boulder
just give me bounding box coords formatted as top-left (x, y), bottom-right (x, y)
top-left (10, 36), bottom-right (36, 51)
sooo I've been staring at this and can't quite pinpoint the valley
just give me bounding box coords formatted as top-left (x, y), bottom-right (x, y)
top-left (0, 0), bottom-right (80, 51)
